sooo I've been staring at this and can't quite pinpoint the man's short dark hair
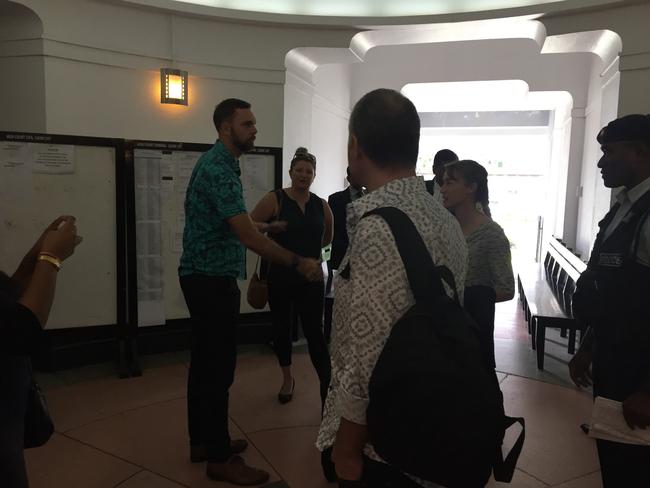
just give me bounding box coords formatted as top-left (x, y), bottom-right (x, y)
top-left (213, 98), bottom-right (251, 132)
top-left (349, 89), bottom-right (420, 168)
top-left (433, 149), bottom-right (458, 168)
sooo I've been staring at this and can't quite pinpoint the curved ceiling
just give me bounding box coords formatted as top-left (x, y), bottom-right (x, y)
top-left (121, 0), bottom-right (624, 25)
top-left (164, 0), bottom-right (566, 16)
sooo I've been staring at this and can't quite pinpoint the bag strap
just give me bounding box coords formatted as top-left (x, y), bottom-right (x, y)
top-left (493, 416), bottom-right (526, 482)
top-left (361, 207), bottom-right (459, 304)
top-left (274, 189), bottom-right (285, 220)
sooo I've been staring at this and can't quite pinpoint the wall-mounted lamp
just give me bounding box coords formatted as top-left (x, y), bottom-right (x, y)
top-left (160, 68), bottom-right (188, 105)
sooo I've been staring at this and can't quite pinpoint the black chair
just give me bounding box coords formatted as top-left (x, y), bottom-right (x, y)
top-left (550, 261), bottom-right (561, 296)
top-left (556, 269), bottom-right (568, 311)
top-left (564, 278), bottom-right (581, 354)
top-left (544, 251), bottom-right (552, 273)
top-left (545, 255), bottom-right (556, 282)
top-left (556, 269), bottom-right (569, 338)
top-left (519, 238), bottom-right (587, 370)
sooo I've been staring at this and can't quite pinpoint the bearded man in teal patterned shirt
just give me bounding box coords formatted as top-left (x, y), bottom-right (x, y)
top-left (179, 98), bottom-right (321, 485)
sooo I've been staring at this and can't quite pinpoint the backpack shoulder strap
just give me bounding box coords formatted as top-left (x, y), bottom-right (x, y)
top-left (493, 416), bottom-right (526, 482)
top-left (362, 207), bottom-right (458, 303)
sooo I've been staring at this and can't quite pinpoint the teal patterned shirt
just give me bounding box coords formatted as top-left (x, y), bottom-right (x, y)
top-left (179, 140), bottom-right (248, 279)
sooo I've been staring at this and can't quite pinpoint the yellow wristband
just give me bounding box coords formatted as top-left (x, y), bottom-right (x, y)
top-left (38, 253), bottom-right (61, 271)
top-left (39, 251), bottom-right (61, 261)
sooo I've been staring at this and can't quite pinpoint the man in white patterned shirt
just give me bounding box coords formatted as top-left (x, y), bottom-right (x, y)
top-left (316, 88), bottom-right (467, 487)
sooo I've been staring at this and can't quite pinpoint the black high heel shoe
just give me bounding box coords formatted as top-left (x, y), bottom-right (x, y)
top-left (278, 378), bottom-right (295, 404)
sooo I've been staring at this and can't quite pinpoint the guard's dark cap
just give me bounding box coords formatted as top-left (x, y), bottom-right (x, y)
top-left (597, 114), bottom-right (650, 144)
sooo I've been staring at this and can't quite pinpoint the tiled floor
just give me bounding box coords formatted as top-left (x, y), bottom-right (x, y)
top-left (28, 296), bottom-right (602, 487)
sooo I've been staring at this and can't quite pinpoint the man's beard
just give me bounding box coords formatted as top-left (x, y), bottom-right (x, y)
top-left (234, 136), bottom-right (255, 153)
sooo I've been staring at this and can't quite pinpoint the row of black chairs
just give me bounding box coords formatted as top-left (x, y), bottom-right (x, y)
top-left (544, 248), bottom-right (579, 324)
top-left (518, 238), bottom-right (586, 370)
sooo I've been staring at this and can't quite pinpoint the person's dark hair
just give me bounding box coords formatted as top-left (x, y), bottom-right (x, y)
top-left (433, 149), bottom-right (458, 168)
top-left (349, 88), bottom-right (420, 168)
top-left (290, 147), bottom-right (316, 170)
top-left (444, 160), bottom-right (491, 217)
top-left (213, 98), bottom-right (251, 132)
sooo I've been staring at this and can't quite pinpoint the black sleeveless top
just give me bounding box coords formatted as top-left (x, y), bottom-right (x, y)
top-left (1, 271), bottom-right (42, 354)
top-left (268, 189), bottom-right (324, 282)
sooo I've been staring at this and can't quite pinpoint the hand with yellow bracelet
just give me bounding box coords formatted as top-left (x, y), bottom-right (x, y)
top-left (39, 217), bottom-right (83, 267)
top-left (13, 216), bottom-right (83, 326)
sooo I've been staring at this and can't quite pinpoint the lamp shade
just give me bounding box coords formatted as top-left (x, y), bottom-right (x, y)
top-left (160, 68), bottom-right (188, 105)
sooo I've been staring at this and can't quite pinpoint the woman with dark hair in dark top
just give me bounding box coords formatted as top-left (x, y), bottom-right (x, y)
top-left (251, 147), bottom-right (333, 405)
top-left (1, 216), bottom-right (82, 487)
top-left (441, 160), bottom-right (515, 369)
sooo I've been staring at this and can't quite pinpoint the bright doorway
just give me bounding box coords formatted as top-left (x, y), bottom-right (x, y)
top-left (417, 125), bottom-right (551, 267)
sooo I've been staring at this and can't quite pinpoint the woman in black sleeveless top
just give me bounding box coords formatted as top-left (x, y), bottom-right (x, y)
top-left (250, 148), bottom-right (333, 406)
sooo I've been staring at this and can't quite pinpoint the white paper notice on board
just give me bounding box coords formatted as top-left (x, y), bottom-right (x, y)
top-left (161, 176), bottom-right (174, 200)
top-left (0, 141), bottom-right (32, 199)
top-left (138, 300), bottom-right (166, 327)
top-left (175, 151), bottom-right (199, 176)
top-left (241, 154), bottom-right (272, 192)
top-left (0, 141), bottom-right (30, 170)
top-left (31, 143), bottom-right (75, 174)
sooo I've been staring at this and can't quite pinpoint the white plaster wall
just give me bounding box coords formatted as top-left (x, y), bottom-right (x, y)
top-left (350, 42), bottom-right (593, 108)
top-left (575, 102), bottom-right (603, 256)
top-left (41, 57), bottom-right (285, 145)
top-left (541, 2), bottom-right (650, 115)
top-left (4, 0), bottom-right (357, 143)
top-left (0, 2), bottom-right (46, 132)
top-left (547, 105), bottom-right (573, 245)
top-left (283, 72), bottom-right (314, 183)
top-left (309, 63), bottom-right (352, 196)
top-left (0, 1), bottom-right (42, 39)
top-left (282, 88), bottom-right (350, 197)
top-left (283, 57), bottom-right (352, 197)
top-left (573, 62), bottom-right (620, 257)
top-left (309, 94), bottom-right (350, 197)
top-left (0, 56), bottom-right (46, 133)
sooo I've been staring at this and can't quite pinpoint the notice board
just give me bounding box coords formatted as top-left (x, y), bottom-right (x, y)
top-left (128, 140), bottom-right (280, 327)
top-left (0, 132), bottom-right (124, 329)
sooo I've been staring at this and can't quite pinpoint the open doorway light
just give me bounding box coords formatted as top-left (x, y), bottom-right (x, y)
top-left (403, 80), bottom-right (573, 263)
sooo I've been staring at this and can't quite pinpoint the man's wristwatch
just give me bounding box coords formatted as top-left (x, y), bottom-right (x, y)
top-left (290, 254), bottom-right (301, 270)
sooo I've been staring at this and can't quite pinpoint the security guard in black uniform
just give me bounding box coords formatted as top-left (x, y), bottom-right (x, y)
top-left (570, 114), bottom-right (650, 487)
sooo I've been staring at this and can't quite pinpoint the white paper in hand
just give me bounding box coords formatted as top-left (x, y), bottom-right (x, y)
top-left (589, 396), bottom-right (650, 446)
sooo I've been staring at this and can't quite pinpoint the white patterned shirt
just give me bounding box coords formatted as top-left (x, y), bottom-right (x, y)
top-left (316, 176), bottom-right (468, 487)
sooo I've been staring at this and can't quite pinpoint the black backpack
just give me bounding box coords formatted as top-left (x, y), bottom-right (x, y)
top-left (364, 207), bottom-right (525, 488)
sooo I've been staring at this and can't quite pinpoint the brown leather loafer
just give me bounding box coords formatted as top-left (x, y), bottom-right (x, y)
top-left (206, 455), bottom-right (270, 485)
top-left (190, 439), bottom-right (249, 462)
